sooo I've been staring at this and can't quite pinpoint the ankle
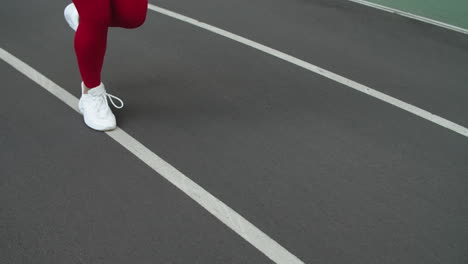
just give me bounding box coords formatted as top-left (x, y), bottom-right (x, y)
top-left (82, 82), bottom-right (101, 94)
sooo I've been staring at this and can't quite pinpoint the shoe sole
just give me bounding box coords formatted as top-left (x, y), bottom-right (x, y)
top-left (64, 4), bottom-right (78, 31)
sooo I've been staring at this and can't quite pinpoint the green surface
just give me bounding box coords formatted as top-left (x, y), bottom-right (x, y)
top-left (364, 0), bottom-right (468, 30)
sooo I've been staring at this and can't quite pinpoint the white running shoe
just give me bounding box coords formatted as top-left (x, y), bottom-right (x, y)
top-left (64, 3), bottom-right (79, 31)
top-left (78, 83), bottom-right (124, 131)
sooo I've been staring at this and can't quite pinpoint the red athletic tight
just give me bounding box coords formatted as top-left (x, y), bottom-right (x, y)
top-left (73, 0), bottom-right (148, 88)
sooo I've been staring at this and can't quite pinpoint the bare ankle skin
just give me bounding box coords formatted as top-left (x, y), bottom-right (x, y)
top-left (82, 83), bottom-right (99, 94)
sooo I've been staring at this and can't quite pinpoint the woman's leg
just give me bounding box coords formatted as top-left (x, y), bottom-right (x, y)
top-left (110, 0), bottom-right (148, 29)
top-left (72, 0), bottom-right (147, 89)
top-left (73, 0), bottom-right (111, 89)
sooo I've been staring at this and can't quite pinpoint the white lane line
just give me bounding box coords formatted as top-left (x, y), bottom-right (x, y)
top-left (148, 4), bottom-right (468, 138)
top-left (0, 47), bottom-right (304, 264)
top-left (348, 0), bottom-right (468, 35)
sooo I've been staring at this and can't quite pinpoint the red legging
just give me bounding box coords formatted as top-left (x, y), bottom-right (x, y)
top-left (73, 0), bottom-right (148, 88)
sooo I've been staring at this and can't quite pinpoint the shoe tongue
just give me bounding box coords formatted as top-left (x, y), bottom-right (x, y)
top-left (88, 84), bottom-right (106, 96)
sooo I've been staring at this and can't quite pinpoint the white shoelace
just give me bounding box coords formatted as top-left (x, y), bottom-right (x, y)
top-left (90, 92), bottom-right (124, 110)
top-left (105, 93), bottom-right (124, 109)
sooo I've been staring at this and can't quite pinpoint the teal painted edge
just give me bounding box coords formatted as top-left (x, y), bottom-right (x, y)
top-left (348, 0), bottom-right (468, 35)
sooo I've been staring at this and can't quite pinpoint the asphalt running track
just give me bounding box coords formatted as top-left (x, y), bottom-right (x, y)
top-left (1, 0), bottom-right (468, 263)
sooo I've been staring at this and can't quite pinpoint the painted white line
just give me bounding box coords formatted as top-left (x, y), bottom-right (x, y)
top-left (348, 0), bottom-right (468, 35)
top-left (148, 4), bottom-right (468, 138)
top-left (0, 47), bottom-right (305, 264)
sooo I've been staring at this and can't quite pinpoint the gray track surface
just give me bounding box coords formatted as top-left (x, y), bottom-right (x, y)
top-left (1, 0), bottom-right (468, 263)
top-left (0, 62), bottom-right (271, 263)
top-left (156, 0), bottom-right (468, 127)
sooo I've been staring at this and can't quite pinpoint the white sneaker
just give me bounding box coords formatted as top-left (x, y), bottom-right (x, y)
top-left (78, 83), bottom-right (124, 131)
top-left (64, 3), bottom-right (79, 31)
